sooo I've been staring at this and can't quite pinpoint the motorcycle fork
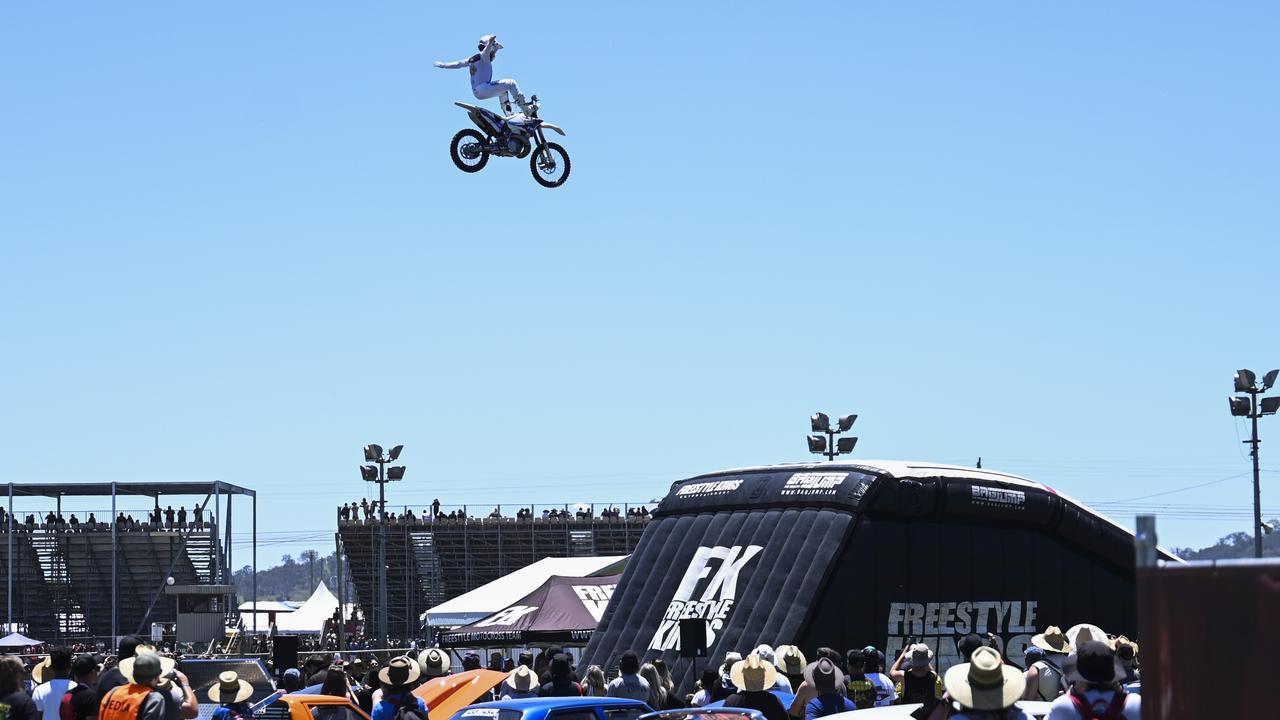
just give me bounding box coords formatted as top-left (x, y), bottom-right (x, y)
top-left (534, 129), bottom-right (553, 167)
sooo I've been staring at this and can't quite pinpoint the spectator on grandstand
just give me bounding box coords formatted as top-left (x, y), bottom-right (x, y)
top-left (371, 657), bottom-right (425, 720)
top-left (339, 504), bottom-right (351, 523)
top-left (583, 666), bottom-right (607, 698)
top-left (942, 646), bottom-right (1030, 720)
top-left (725, 655), bottom-right (788, 720)
top-left (1046, 641), bottom-right (1139, 720)
top-left (606, 651), bottom-right (649, 702)
top-left (193, 505), bottom-right (204, 531)
top-left (889, 643), bottom-right (942, 706)
top-left (163, 507), bottom-right (174, 529)
top-left (360, 500), bottom-right (370, 522)
top-left (68, 515), bottom-right (80, 532)
top-left (802, 658), bottom-right (854, 720)
top-left (1024, 626), bottom-right (1072, 701)
top-left (177, 507), bottom-right (187, 528)
top-left (31, 646), bottom-right (73, 720)
top-left (500, 667), bottom-right (537, 701)
top-left (62, 653), bottom-right (101, 720)
top-left (488, 508), bottom-right (502, 519)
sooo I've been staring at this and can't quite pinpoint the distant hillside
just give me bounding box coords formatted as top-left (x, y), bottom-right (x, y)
top-left (232, 550), bottom-right (356, 602)
top-left (1169, 518), bottom-right (1280, 560)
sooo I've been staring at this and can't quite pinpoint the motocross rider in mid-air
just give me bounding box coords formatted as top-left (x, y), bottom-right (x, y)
top-left (434, 35), bottom-right (534, 116)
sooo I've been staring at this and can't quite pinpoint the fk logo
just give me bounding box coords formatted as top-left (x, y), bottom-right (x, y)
top-left (647, 544), bottom-right (764, 651)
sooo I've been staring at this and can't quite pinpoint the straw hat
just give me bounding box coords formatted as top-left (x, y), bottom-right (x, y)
top-left (1030, 626), bottom-right (1074, 654)
top-left (1110, 635), bottom-right (1140, 661)
top-left (30, 657), bottom-right (52, 685)
top-left (118, 652), bottom-right (176, 684)
top-left (773, 645), bottom-right (806, 675)
top-left (1065, 623), bottom-right (1107, 649)
top-left (418, 648), bottom-right (450, 678)
top-left (730, 654), bottom-right (777, 693)
top-left (802, 658), bottom-right (844, 695)
top-left (377, 655), bottom-right (422, 688)
top-left (507, 665), bottom-right (536, 693)
top-left (207, 671), bottom-right (253, 704)
top-left (943, 647), bottom-right (1025, 711)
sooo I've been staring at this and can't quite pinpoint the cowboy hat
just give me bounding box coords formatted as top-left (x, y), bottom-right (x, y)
top-left (377, 655), bottom-right (422, 687)
top-left (1110, 635), bottom-right (1140, 661)
top-left (943, 646), bottom-right (1025, 711)
top-left (118, 652), bottom-right (177, 684)
top-left (418, 648), bottom-right (450, 678)
top-left (207, 670), bottom-right (253, 704)
top-left (1065, 623), bottom-right (1107, 649)
top-left (507, 665), bottom-right (536, 693)
top-left (1030, 626), bottom-right (1074, 654)
top-left (773, 645), bottom-right (806, 675)
top-left (730, 654), bottom-right (777, 693)
top-left (30, 657), bottom-right (51, 685)
top-left (1063, 641), bottom-right (1126, 686)
top-left (802, 658), bottom-right (844, 695)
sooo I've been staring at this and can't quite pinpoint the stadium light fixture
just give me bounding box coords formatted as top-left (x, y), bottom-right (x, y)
top-left (807, 411), bottom-right (859, 461)
top-left (1228, 368), bottom-right (1277, 559)
top-left (358, 442), bottom-right (405, 654)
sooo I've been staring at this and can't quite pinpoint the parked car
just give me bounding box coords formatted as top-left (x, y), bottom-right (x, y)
top-left (444, 696), bottom-right (652, 720)
top-left (640, 709), bottom-right (763, 720)
top-left (822, 701), bottom-right (1053, 720)
top-left (255, 693), bottom-right (370, 720)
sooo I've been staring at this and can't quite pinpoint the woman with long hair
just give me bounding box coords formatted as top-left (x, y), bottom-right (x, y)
top-left (583, 665), bottom-right (607, 697)
top-left (638, 663), bottom-right (669, 710)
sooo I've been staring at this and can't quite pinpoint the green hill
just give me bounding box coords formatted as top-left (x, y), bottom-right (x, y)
top-left (232, 550), bottom-right (355, 602)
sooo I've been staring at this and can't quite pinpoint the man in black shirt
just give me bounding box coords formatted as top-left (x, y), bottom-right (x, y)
top-left (63, 654), bottom-right (101, 720)
top-left (97, 636), bottom-right (147, 704)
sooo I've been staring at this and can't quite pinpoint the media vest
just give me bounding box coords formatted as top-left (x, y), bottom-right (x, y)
top-left (100, 684), bottom-right (156, 720)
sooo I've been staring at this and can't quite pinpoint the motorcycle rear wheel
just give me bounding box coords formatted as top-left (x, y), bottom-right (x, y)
top-left (530, 142), bottom-right (570, 188)
top-left (450, 129), bottom-right (489, 173)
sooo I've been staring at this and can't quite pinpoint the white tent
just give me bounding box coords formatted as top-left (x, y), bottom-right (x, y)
top-left (273, 582), bottom-right (341, 634)
top-left (425, 555), bottom-right (628, 627)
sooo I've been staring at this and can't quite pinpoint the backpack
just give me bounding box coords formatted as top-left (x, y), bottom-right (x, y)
top-left (1068, 689), bottom-right (1128, 720)
top-left (392, 695), bottom-right (427, 720)
top-left (1032, 660), bottom-right (1069, 700)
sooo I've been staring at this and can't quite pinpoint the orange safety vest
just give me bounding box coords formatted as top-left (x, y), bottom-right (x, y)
top-left (100, 684), bottom-right (156, 720)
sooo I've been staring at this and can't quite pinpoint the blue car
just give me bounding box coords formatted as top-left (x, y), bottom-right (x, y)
top-left (446, 697), bottom-right (653, 720)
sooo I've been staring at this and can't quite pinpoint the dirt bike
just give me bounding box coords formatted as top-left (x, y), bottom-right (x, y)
top-left (448, 96), bottom-right (570, 188)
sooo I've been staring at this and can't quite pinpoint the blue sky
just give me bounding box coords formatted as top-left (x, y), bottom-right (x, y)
top-left (3, 2), bottom-right (1278, 565)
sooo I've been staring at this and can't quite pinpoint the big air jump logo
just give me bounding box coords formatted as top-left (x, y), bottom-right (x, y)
top-left (782, 472), bottom-right (848, 496)
top-left (648, 544), bottom-right (764, 651)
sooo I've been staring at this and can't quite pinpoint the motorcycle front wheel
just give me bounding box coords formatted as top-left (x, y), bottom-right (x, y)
top-left (450, 129), bottom-right (489, 173)
top-left (529, 142), bottom-right (570, 188)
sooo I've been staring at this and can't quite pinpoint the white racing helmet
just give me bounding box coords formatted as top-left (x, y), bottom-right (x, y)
top-left (477, 34), bottom-right (503, 52)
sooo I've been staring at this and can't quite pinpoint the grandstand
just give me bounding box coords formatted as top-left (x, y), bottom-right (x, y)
top-left (336, 504), bottom-right (651, 641)
top-left (1, 482), bottom-right (256, 643)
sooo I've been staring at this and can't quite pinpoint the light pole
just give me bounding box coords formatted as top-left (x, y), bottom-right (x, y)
top-left (361, 443), bottom-right (405, 652)
top-left (1228, 369), bottom-right (1279, 558)
top-left (807, 412), bottom-right (858, 461)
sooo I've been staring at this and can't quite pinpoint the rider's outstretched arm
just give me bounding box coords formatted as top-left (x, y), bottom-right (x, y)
top-left (434, 54), bottom-right (479, 69)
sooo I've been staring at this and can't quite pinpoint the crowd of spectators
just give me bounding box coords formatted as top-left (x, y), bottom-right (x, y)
top-left (0, 620), bottom-right (1141, 720)
top-left (338, 500), bottom-right (652, 525)
top-left (0, 505), bottom-right (208, 534)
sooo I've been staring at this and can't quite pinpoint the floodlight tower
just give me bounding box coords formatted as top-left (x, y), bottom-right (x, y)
top-left (1228, 369), bottom-right (1279, 558)
top-left (361, 443), bottom-right (405, 652)
top-left (807, 412), bottom-right (859, 461)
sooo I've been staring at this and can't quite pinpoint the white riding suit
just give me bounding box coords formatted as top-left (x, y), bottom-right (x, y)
top-left (435, 36), bottom-right (522, 108)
